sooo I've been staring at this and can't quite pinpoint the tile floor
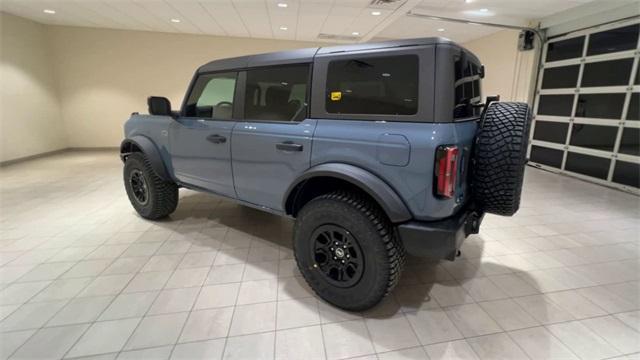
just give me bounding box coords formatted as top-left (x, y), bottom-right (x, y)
top-left (0, 150), bottom-right (638, 360)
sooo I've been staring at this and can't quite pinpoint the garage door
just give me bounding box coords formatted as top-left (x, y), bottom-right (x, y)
top-left (528, 18), bottom-right (640, 194)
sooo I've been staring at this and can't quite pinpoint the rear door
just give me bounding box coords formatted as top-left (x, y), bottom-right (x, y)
top-left (169, 72), bottom-right (238, 197)
top-left (231, 64), bottom-right (316, 211)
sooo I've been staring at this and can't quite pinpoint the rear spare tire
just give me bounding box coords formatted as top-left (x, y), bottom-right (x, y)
top-left (472, 102), bottom-right (531, 216)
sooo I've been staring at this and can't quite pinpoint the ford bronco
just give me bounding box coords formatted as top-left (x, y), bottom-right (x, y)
top-left (121, 38), bottom-right (531, 310)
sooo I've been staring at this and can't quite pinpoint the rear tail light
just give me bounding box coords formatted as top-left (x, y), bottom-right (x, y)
top-left (435, 145), bottom-right (459, 198)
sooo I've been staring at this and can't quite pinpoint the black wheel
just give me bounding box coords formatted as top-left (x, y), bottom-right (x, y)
top-left (293, 191), bottom-right (405, 311)
top-left (123, 153), bottom-right (178, 219)
top-left (472, 102), bottom-right (532, 216)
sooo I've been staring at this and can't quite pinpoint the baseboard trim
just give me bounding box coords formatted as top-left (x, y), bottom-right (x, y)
top-left (0, 147), bottom-right (119, 167)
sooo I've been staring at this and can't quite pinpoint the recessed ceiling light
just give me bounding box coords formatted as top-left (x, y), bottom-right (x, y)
top-left (479, 8), bottom-right (489, 12)
top-left (371, 11), bottom-right (381, 16)
top-left (277, 3), bottom-right (288, 8)
top-left (170, 18), bottom-right (181, 23)
top-left (437, 28), bottom-right (445, 32)
top-left (352, 32), bottom-right (360, 36)
top-left (43, 9), bottom-right (56, 14)
top-left (464, 0), bottom-right (474, 3)
top-left (279, 26), bottom-right (288, 30)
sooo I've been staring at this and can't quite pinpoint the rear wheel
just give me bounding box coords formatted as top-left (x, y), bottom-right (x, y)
top-left (123, 153), bottom-right (178, 219)
top-left (472, 102), bottom-right (532, 216)
top-left (293, 191), bottom-right (404, 311)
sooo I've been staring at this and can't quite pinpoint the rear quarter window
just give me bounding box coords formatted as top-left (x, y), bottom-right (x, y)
top-left (325, 55), bottom-right (418, 115)
top-left (453, 56), bottom-right (482, 119)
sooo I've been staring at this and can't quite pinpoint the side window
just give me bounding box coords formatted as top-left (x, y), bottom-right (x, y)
top-left (325, 55), bottom-right (418, 115)
top-left (244, 64), bottom-right (310, 122)
top-left (185, 72), bottom-right (237, 119)
top-left (453, 56), bottom-right (482, 119)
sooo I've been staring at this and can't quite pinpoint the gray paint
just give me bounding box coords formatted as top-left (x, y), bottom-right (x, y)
top-left (283, 163), bottom-right (412, 223)
top-left (311, 119), bottom-right (477, 221)
top-left (169, 118), bottom-right (236, 197)
top-left (122, 37), bottom-right (483, 223)
top-left (231, 119), bottom-right (316, 210)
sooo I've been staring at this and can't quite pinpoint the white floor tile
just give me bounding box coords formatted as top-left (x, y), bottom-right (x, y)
top-left (125, 312), bottom-right (188, 350)
top-left (67, 318), bottom-right (141, 358)
top-left (223, 332), bottom-right (275, 360)
top-left (322, 320), bottom-right (375, 360)
top-left (275, 325), bottom-right (326, 360)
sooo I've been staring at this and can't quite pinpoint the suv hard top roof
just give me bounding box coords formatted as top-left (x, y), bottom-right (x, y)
top-left (198, 37), bottom-right (459, 73)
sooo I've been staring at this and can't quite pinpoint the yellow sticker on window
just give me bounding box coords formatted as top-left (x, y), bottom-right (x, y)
top-left (330, 91), bottom-right (342, 101)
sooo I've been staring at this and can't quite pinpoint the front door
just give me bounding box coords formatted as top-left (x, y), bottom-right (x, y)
top-left (231, 64), bottom-right (315, 210)
top-left (169, 71), bottom-right (238, 198)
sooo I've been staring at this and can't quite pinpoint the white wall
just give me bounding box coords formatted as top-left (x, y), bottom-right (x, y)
top-left (1, 12), bottom-right (540, 157)
top-left (47, 26), bottom-right (324, 148)
top-left (0, 12), bottom-right (66, 162)
top-left (463, 29), bottom-right (538, 103)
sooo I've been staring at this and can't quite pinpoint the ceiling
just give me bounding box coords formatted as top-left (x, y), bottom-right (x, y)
top-left (0, 0), bottom-right (597, 44)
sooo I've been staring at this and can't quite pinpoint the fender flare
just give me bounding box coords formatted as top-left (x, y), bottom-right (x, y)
top-left (284, 163), bottom-right (412, 223)
top-left (120, 136), bottom-right (171, 181)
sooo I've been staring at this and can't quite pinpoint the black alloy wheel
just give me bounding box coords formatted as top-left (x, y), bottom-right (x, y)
top-left (129, 169), bottom-right (149, 205)
top-left (311, 224), bottom-right (364, 288)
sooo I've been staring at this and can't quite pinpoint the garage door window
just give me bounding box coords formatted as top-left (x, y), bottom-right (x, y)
top-left (529, 19), bottom-right (640, 192)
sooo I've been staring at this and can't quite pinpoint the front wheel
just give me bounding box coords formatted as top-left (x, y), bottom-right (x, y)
top-left (123, 153), bottom-right (178, 220)
top-left (293, 191), bottom-right (405, 311)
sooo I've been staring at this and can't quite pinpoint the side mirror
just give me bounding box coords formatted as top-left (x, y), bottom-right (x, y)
top-left (148, 96), bottom-right (173, 116)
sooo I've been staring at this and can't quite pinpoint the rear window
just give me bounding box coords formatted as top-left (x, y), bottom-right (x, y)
top-left (325, 55), bottom-right (418, 115)
top-left (454, 56), bottom-right (482, 119)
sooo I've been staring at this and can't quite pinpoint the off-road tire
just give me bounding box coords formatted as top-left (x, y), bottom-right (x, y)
top-left (293, 191), bottom-right (405, 311)
top-left (123, 153), bottom-right (178, 219)
top-left (473, 102), bottom-right (532, 216)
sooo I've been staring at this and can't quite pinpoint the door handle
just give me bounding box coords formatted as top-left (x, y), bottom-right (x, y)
top-left (207, 134), bottom-right (226, 144)
top-left (276, 141), bottom-right (303, 152)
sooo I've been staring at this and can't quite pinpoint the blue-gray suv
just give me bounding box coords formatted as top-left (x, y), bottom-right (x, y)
top-left (121, 38), bottom-right (531, 310)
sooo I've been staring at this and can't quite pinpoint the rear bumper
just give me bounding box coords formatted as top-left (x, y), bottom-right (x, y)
top-left (397, 207), bottom-right (484, 260)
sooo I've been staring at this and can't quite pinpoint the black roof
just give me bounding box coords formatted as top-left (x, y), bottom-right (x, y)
top-left (198, 37), bottom-right (456, 73)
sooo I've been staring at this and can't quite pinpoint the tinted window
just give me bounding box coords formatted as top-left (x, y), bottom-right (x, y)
top-left (575, 94), bottom-right (625, 119)
top-left (533, 121), bottom-right (568, 144)
top-left (538, 95), bottom-right (574, 117)
top-left (619, 128), bottom-right (640, 156)
top-left (546, 36), bottom-right (584, 62)
top-left (245, 65), bottom-right (310, 122)
top-left (628, 93), bottom-right (639, 121)
top-left (454, 56), bottom-right (482, 119)
top-left (326, 55), bottom-right (418, 115)
top-left (185, 72), bottom-right (237, 119)
top-left (565, 152), bottom-right (610, 179)
top-left (542, 65), bottom-right (579, 89)
top-left (530, 146), bottom-right (563, 168)
top-left (613, 161), bottom-right (640, 188)
top-left (581, 59), bottom-right (634, 87)
top-left (587, 24), bottom-right (639, 56)
top-left (569, 124), bottom-right (618, 151)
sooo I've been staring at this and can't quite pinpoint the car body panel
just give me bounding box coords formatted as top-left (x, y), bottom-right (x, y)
top-left (231, 118), bottom-right (317, 210)
top-left (123, 37), bottom-right (483, 224)
top-left (168, 117), bottom-right (236, 197)
top-left (310, 119), bottom-right (477, 221)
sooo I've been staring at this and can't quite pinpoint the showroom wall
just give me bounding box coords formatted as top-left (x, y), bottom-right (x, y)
top-left (48, 25), bottom-right (324, 148)
top-left (0, 13), bottom-right (66, 162)
top-left (463, 29), bottom-right (537, 103)
top-left (1, 11), bottom-right (537, 156)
